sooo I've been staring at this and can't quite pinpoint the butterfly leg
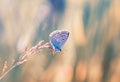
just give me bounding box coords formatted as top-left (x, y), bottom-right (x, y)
top-left (49, 46), bottom-right (56, 55)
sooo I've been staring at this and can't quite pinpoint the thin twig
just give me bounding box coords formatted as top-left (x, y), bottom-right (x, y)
top-left (0, 41), bottom-right (51, 80)
top-left (0, 63), bottom-right (17, 80)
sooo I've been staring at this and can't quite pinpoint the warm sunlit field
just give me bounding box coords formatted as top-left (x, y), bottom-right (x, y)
top-left (0, 0), bottom-right (120, 82)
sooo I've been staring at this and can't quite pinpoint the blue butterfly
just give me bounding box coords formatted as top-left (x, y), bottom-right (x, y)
top-left (49, 30), bottom-right (69, 53)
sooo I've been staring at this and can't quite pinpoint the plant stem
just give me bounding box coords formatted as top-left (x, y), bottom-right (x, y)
top-left (0, 63), bottom-right (17, 80)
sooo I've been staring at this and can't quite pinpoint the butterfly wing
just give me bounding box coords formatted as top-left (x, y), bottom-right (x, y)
top-left (50, 32), bottom-right (61, 51)
top-left (49, 30), bottom-right (69, 52)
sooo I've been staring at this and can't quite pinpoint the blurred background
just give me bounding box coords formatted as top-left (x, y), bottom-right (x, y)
top-left (0, 0), bottom-right (120, 82)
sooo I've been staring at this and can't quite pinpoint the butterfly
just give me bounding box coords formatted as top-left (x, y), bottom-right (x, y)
top-left (49, 30), bottom-right (69, 54)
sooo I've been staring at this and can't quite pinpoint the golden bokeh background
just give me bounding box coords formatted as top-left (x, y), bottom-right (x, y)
top-left (0, 0), bottom-right (120, 82)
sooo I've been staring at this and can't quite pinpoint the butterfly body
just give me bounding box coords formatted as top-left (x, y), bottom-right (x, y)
top-left (49, 30), bottom-right (69, 53)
